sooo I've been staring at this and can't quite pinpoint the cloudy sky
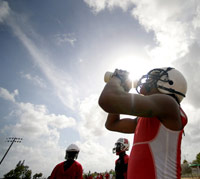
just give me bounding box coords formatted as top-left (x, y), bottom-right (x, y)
top-left (0, 0), bottom-right (200, 177)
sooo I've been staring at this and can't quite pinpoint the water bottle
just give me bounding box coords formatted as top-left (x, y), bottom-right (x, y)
top-left (104, 71), bottom-right (138, 88)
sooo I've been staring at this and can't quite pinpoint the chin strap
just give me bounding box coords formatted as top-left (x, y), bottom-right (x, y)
top-left (157, 85), bottom-right (185, 97)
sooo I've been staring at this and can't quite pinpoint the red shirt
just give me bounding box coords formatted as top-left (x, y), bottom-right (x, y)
top-left (50, 161), bottom-right (83, 179)
top-left (105, 173), bottom-right (110, 179)
top-left (115, 153), bottom-right (129, 179)
top-left (127, 107), bottom-right (187, 179)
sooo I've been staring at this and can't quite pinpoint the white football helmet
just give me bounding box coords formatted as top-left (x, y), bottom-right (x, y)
top-left (136, 67), bottom-right (187, 103)
top-left (113, 138), bottom-right (129, 154)
top-left (65, 144), bottom-right (80, 159)
top-left (66, 144), bottom-right (80, 152)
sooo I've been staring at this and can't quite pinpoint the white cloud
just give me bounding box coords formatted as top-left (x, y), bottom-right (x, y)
top-left (78, 140), bottom-right (115, 173)
top-left (181, 102), bottom-right (200, 163)
top-left (78, 94), bottom-right (107, 140)
top-left (0, 87), bottom-right (18, 102)
top-left (84, 0), bottom-right (133, 13)
top-left (0, 0), bottom-right (10, 23)
top-left (192, 6), bottom-right (200, 29)
top-left (130, 0), bottom-right (197, 63)
top-left (14, 102), bottom-right (76, 136)
top-left (84, 0), bottom-right (107, 13)
top-left (0, 88), bottom-right (76, 139)
top-left (20, 72), bottom-right (47, 88)
top-left (173, 42), bottom-right (200, 109)
top-left (55, 33), bottom-right (77, 46)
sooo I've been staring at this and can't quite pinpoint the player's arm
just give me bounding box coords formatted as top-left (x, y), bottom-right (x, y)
top-left (105, 114), bottom-right (137, 133)
top-left (76, 164), bottom-right (83, 179)
top-left (99, 75), bottom-right (157, 117)
top-left (99, 71), bottom-right (180, 118)
top-left (99, 74), bottom-right (182, 130)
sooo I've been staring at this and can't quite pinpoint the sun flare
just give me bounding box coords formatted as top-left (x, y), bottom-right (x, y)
top-left (111, 54), bottom-right (151, 84)
top-left (105, 45), bottom-right (170, 92)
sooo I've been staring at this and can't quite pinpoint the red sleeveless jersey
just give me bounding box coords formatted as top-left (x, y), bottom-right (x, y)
top-left (127, 108), bottom-right (187, 179)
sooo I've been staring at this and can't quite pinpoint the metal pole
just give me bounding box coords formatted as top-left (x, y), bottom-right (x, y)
top-left (0, 137), bottom-right (23, 165)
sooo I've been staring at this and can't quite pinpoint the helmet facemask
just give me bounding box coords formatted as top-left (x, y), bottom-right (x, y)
top-left (136, 68), bottom-right (168, 94)
top-left (65, 151), bottom-right (79, 160)
top-left (113, 143), bottom-right (124, 155)
top-left (113, 138), bottom-right (129, 155)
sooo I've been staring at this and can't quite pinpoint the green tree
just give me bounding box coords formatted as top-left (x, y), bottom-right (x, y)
top-left (181, 160), bottom-right (192, 175)
top-left (192, 159), bottom-right (198, 164)
top-left (196, 152), bottom-right (200, 164)
top-left (192, 152), bottom-right (200, 164)
top-left (3, 160), bottom-right (32, 179)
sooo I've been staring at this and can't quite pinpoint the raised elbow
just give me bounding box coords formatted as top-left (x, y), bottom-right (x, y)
top-left (105, 120), bottom-right (113, 131)
top-left (99, 92), bottom-right (118, 113)
top-left (98, 96), bottom-right (109, 112)
top-left (105, 121), bottom-right (109, 130)
top-left (98, 93), bottom-right (109, 110)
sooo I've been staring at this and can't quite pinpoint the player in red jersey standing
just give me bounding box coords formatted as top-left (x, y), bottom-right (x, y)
top-left (105, 172), bottom-right (110, 179)
top-left (99, 67), bottom-right (188, 179)
top-left (113, 138), bottom-right (129, 179)
top-left (50, 144), bottom-right (83, 179)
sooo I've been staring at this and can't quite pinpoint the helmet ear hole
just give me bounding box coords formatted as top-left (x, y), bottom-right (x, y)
top-left (169, 80), bottom-right (174, 85)
top-left (157, 67), bottom-right (187, 102)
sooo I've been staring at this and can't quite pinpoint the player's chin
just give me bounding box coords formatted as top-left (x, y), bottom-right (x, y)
top-left (139, 86), bottom-right (147, 95)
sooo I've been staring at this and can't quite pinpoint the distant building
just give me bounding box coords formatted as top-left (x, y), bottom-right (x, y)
top-left (189, 164), bottom-right (200, 176)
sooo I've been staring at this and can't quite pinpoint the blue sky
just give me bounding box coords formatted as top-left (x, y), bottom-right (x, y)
top-left (0, 0), bottom-right (200, 177)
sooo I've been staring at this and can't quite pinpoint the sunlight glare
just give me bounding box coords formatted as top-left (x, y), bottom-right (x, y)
top-left (104, 45), bottom-right (167, 92)
top-left (114, 55), bottom-right (150, 86)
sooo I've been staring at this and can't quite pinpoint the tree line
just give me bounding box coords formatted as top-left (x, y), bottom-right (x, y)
top-left (181, 152), bottom-right (200, 176)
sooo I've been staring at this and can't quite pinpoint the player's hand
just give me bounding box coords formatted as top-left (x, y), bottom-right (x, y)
top-left (113, 69), bottom-right (131, 92)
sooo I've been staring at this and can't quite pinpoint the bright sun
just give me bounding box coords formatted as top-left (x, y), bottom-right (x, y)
top-left (105, 46), bottom-right (152, 79)
top-left (110, 54), bottom-right (151, 83)
top-left (104, 44), bottom-right (170, 92)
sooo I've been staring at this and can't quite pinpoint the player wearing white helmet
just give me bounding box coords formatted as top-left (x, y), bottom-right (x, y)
top-left (99, 67), bottom-right (188, 179)
top-left (65, 144), bottom-right (80, 160)
top-left (136, 67), bottom-right (187, 103)
top-left (113, 138), bottom-right (129, 179)
top-left (50, 144), bottom-right (83, 179)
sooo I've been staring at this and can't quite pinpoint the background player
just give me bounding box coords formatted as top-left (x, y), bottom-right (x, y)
top-left (113, 138), bottom-right (129, 179)
top-left (50, 144), bottom-right (83, 179)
